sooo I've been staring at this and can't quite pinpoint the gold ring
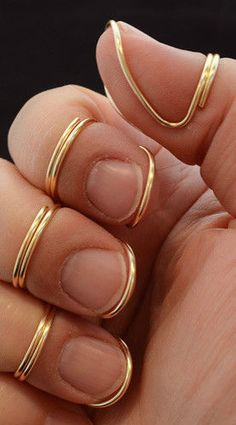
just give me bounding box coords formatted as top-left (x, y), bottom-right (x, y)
top-left (12, 205), bottom-right (59, 289)
top-left (102, 242), bottom-right (136, 319)
top-left (89, 338), bottom-right (133, 408)
top-left (45, 117), bottom-right (96, 199)
top-left (128, 146), bottom-right (155, 228)
top-left (106, 20), bottom-right (220, 128)
top-left (14, 304), bottom-right (56, 381)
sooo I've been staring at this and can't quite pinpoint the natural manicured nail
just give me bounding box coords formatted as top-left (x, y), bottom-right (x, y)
top-left (59, 336), bottom-right (126, 399)
top-left (87, 159), bottom-right (143, 221)
top-left (118, 20), bottom-right (144, 36)
top-left (108, 20), bottom-right (148, 39)
top-left (61, 249), bottom-right (127, 314)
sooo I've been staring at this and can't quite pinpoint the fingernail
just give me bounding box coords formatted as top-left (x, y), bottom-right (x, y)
top-left (118, 21), bottom-right (139, 34)
top-left (46, 409), bottom-right (91, 425)
top-left (111, 20), bottom-right (147, 38)
top-left (59, 336), bottom-right (126, 399)
top-left (87, 159), bottom-right (143, 221)
top-left (61, 249), bottom-right (127, 314)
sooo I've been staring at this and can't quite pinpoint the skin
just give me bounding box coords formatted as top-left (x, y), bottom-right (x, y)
top-left (1, 20), bottom-right (236, 424)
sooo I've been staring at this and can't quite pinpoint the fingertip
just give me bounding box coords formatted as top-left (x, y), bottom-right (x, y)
top-left (95, 19), bottom-right (228, 169)
top-left (96, 19), bottom-right (205, 126)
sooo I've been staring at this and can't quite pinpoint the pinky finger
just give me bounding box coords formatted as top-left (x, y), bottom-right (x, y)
top-left (0, 374), bottom-right (92, 425)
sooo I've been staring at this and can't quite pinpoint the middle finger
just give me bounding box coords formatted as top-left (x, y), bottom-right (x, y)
top-left (0, 160), bottom-right (134, 317)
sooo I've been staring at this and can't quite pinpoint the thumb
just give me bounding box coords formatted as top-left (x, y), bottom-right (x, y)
top-left (96, 21), bottom-right (236, 216)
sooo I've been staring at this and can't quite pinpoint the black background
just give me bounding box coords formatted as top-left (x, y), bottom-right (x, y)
top-left (1, 0), bottom-right (235, 160)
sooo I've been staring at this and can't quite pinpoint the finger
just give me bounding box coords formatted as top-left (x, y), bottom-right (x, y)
top-left (7, 86), bottom-right (208, 334)
top-left (140, 227), bottom-right (236, 423)
top-left (7, 86), bottom-right (207, 326)
top-left (0, 283), bottom-right (127, 405)
top-left (0, 160), bottom-right (134, 318)
top-left (98, 192), bottom-right (233, 424)
top-left (0, 375), bottom-right (91, 425)
top-left (96, 22), bottom-right (236, 217)
top-left (8, 84), bottom-right (156, 226)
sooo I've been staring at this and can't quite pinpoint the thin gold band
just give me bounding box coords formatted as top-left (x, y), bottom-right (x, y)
top-left (106, 20), bottom-right (220, 128)
top-left (14, 304), bottom-right (56, 381)
top-left (45, 117), bottom-right (96, 199)
top-left (128, 146), bottom-right (155, 228)
top-left (102, 242), bottom-right (136, 318)
top-left (12, 205), bottom-right (59, 289)
top-left (89, 338), bottom-right (133, 408)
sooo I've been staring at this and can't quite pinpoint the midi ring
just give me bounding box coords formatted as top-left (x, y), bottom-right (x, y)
top-left (102, 242), bottom-right (136, 319)
top-left (128, 146), bottom-right (155, 228)
top-left (89, 338), bottom-right (133, 408)
top-left (14, 304), bottom-right (56, 381)
top-left (45, 117), bottom-right (96, 200)
top-left (12, 205), bottom-right (59, 289)
top-left (106, 20), bottom-right (220, 129)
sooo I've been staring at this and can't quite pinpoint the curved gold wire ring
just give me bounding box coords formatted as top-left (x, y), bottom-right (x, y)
top-left (45, 117), bottom-right (96, 199)
top-left (12, 205), bottom-right (59, 289)
top-left (102, 242), bottom-right (136, 319)
top-left (128, 146), bottom-right (155, 228)
top-left (89, 338), bottom-right (133, 408)
top-left (106, 20), bottom-right (220, 129)
top-left (14, 304), bottom-right (56, 381)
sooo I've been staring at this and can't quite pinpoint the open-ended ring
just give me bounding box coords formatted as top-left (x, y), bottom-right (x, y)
top-left (102, 242), bottom-right (136, 318)
top-left (15, 308), bottom-right (132, 406)
top-left (105, 20), bottom-right (220, 129)
top-left (12, 205), bottom-right (59, 289)
top-left (14, 304), bottom-right (56, 381)
top-left (128, 146), bottom-right (155, 228)
top-left (45, 116), bottom-right (155, 227)
top-left (45, 117), bottom-right (96, 200)
top-left (89, 338), bottom-right (133, 408)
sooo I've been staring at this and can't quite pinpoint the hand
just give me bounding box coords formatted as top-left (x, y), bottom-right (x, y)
top-left (1, 20), bottom-right (236, 425)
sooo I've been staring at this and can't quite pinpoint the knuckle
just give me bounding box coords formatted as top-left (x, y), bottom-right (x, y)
top-left (7, 90), bottom-right (46, 150)
top-left (8, 85), bottom-right (102, 155)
